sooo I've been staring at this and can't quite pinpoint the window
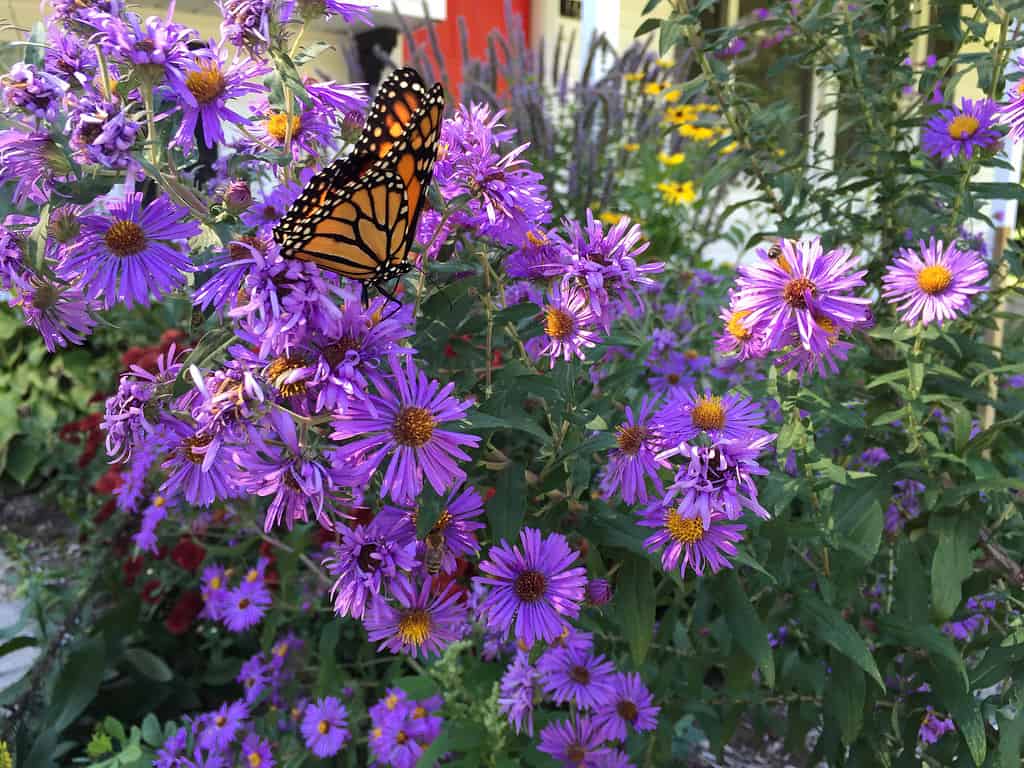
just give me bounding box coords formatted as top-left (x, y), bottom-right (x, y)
top-left (560, 0), bottom-right (581, 19)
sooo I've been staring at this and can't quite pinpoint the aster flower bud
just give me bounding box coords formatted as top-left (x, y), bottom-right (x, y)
top-left (222, 180), bottom-right (252, 214)
top-left (585, 578), bottom-right (613, 606)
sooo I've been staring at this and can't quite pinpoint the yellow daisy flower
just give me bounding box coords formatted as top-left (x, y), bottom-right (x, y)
top-left (599, 211), bottom-right (624, 225)
top-left (657, 180), bottom-right (697, 205)
top-left (663, 89), bottom-right (682, 103)
top-left (656, 58), bottom-right (674, 68)
top-left (623, 143), bottom-right (640, 152)
top-left (658, 151), bottom-right (686, 166)
top-left (643, 82), bottom-right (669, 96)
top-left (720, 141), bottom-right (740, 155)
top-left (624, 72), bottom-right (645, 82)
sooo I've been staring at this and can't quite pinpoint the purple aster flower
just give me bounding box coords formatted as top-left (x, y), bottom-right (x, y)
top-left (595, 750), bottom-right (636, 768)
top-left (434, 103), bottom-right (552, 246)
top-left (538, 644), bottom-right (616, 710)
top-left (0, 62), bottom-right (66, 120)
top-left (374, 484), bottom-right (486, 574)
top-left (237, 654), bottom-right (271, 704)
top-left (599, 397), bottom-right (668, 504)
top-left (918, 706), bottom-right (956, 745)
top-left (0, 130), bottom-right (73, 204)
top-left (246, 99), bottom-right (335, 160)
top-left (715, 303), bottom-right (766, 360)
top-left (638, 505), bottom-right (746, 578)
top-left (282, 0), bottom-right (372, 23)
top-left (68, 93), bottom-right (141, 169)
top-left (301, 697), bottom-right (349, 758)
top-left (323, 520), bottom-right (418, 619)
top-left (774, 330), bottom-right (856, 379)
top-left (943, 612), bottom-right (989, 642)
top-left (474, 527), bottom-right (587, 645)
top-left (117, 443), bottom-right (157, 513)
top-left (240, 735), bottom-right (274, 768)
top-left (585, 578), bottom-right (613, 606)
top-left (732, 237), bottom-right (871, 356)
top-left (159, 419), bottom-right (234, 507)
top-left (231, 410), bottom-right (336, 531)
top-left (660, 434), bottom-right (774, 526)
top-left (198, 700), bottom-right (248, 752)
top-left (95, 7), bottom-right (200, 96)
top-left (366, 576), bottom-right (469, 658)
top-left (44, 22), bottom-right (98, 86)
top-left (922, 98), bottom-right (1000, 160)
top-left (330, 354), bottom-right (480, 505)
top-left (593, 673), bottom-right (660, 742)
top-left (647, 353), bottom-right (696, 396)
top-left (199, 564), bottom-right (229, 620)
top-left (240, 175), bottom-right (309, 232)
top-left (172, 45), bottom-right (269, 150)
top-left (999, 76), bottom-right (1024, 141)
top-left (656, 388), bottom-right (767, 448)
top-left (506, 227), bottom-right (568, 279)
top-left (538, 716), bottom-right (610, 767)
top-left (103, 344), bottom-right (183, 462)
top-left (9, 275), bottom-right (97, 352)
top-left (537, 279), bottom-right (601, 367)
top-left (498, 651), bottom-right (542, 736)
top-left (59, 192), bottom-right (200, 310)
top-left (155, 727), bottom-right (187, 768)
top-left (218, 0), bottom-right (271, 54)
top-left (303, 77), bottom-right (368, 122)
top-left (223, 578), bottom-right (272, 632)
top-left (881, 238), bottom-right (988, 326)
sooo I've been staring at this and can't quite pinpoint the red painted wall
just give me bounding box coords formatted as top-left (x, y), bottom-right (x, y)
top-left (407, 0), bottom-right (531, 103)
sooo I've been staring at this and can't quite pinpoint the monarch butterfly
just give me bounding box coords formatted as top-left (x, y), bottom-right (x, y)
top-left (272, 67), bottom-right (445, 304)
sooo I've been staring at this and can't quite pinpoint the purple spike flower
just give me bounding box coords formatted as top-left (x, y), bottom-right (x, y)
top-left (474, 528), bottom-right (587, 645)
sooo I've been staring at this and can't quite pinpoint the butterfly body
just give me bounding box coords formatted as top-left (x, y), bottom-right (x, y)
top-left (272, 68), bottom-right (444, 302)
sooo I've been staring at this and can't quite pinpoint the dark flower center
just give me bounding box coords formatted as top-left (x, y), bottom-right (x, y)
top-left (392, 406), bottom-right (436, 447)
top-left (396, 730), bottom-right (408, 745)
top-left (31, 283), bottom-right (59, 310)
top-left (183, 434), bottom-right (213, 464)
top-left (266, 354), bottom-right (308, 397)
top-left (214, 715), bottom-right (227, 727)
top-left (357, 543), bottom-right (378, 572)
top-left (617, 699), bottom-right (639, 722)
top-left (783, 277), bottom-right (816, 309)
top-left (566, 745), bottom-right (586, 763)
top-left (323, 336), bottom-right (361, 367)
top-left (105, 219), bottom-right (147, 257)
top-left (615, 424), bottom-right (647, 456)
top-left (513, 569), bottom-right (546, 602)
top-left (544, 307), bottom-right (575, 340)
top-left (186, 61), bottom-right (226, 104)
top-left (238, 598), bottom-right (250, 609)
top-left (134, 40), bottom-right (156, 52)
top-left (228, 234), bottom-right (269, 260)
top-left (568, 664), bottom-right (590, 684)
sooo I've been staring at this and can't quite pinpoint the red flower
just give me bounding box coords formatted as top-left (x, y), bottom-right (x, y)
top-left (160, 328), bottom-right (187, 350)
top-left (122, 555), bottom-right (143, 586)
top-left (121, 346), bottom-right (146, 369)
top-left (164, 590), bottom-right (203, 635)
top-left (93, 467), bottom-right (123, 495)
top-left (94, 498), bottom-right (116, 525)
top-left (170, 537), bottom-right (206, 572)
top-left (141, 579), bottom-right (163, 605)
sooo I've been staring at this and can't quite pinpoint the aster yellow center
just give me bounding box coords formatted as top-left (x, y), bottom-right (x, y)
top-left (396, 731), bottom-right (409, 745)
top-left (615, 424), bottom-right (648, 456)
top-left (727, 309), bottom-right (752, 341)
top-left (104, 220), bottom-right (147, 257)
top-left (783, 277), bottom-right (816, 309)
top-left (317, 719), bottom-right (330, 735)
top-left (545, 307), bottom-right (575, 340)
top-left (267, 112), bottom-right (302, 142)
top-left (434, 510), bottom-right (453, 531)
top-left (413, 706), bottom-right (427, 719)
top-left (513, 569), bottom-right (547, 602)
top-left (947, 115), bottom-right (979, 140)
top-left (266, 354), bottom-right (308, 397)
top-left (526, 229), bottom-right (549, 247)
top-left (215, 715), bottom-right (227, 727)
top-left (691, 396), bottom-right (725, 431)
top-left (210, 576), bottom-right (222, 589)
top-left (247, 753), bottom-right (262, 768)
top-left (392, 406), bottom-right (436, 447)
top-left (665, 508), bottom-right (705, 544)
top-left (186, 61), bottom-right (227, 104)
top-left (397, 609), bottom-right (431, 645)
top-left (617, 700), bottom-right (639, 722)
top-left (917, 264), bottom-right (953, 295)
top-left (385, 694), bottom-right (399, 710)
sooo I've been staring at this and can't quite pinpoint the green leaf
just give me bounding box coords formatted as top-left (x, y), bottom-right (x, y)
top-left (0, 636), bottom-right (37, 656)
top-left (930, 516), bottom-right (976, 622)
top-left (172, 327), bottom-right (234, 396)
top-left (465, 411), bottom-right (548, 442)
top-left (715, 571), bottom-right (775, 687)
top-left (634, 17), bottom-right (662, 38)
top-left (618, 556), bottom-right (656, 664)
top-left (4, 436), bottom-right (42, 486)
top-left (123, 648), bottom-right (173, 683)
top-left (487, 461), bottom-right (526, 545)
top-left (877, 619), bottom-right (968, 690)
top-left (394, 675), bottom-right (439, 699)
top-left (827, 653), bottom-right (865, 745)
top-left (415, 729), bottom-right (451, 767)
top-left (141, 714), bottom-right (163, 747)
top-left (659, 18), bottom-right (683, 55)
top-left (46, 635), bottom-right (106, 733)
top-left (833, 475), bottom-right (887, 563)
top-left (799, 593), bottom-right (884, 690)
top-left (292, 41), bottom-right (333, 66)
top-left (996, 707), bottom-right (1024, 768)
top-left (970, 181), bottom-right (1024, 201)
top-left (932, 655), bottom-right (987, 766)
